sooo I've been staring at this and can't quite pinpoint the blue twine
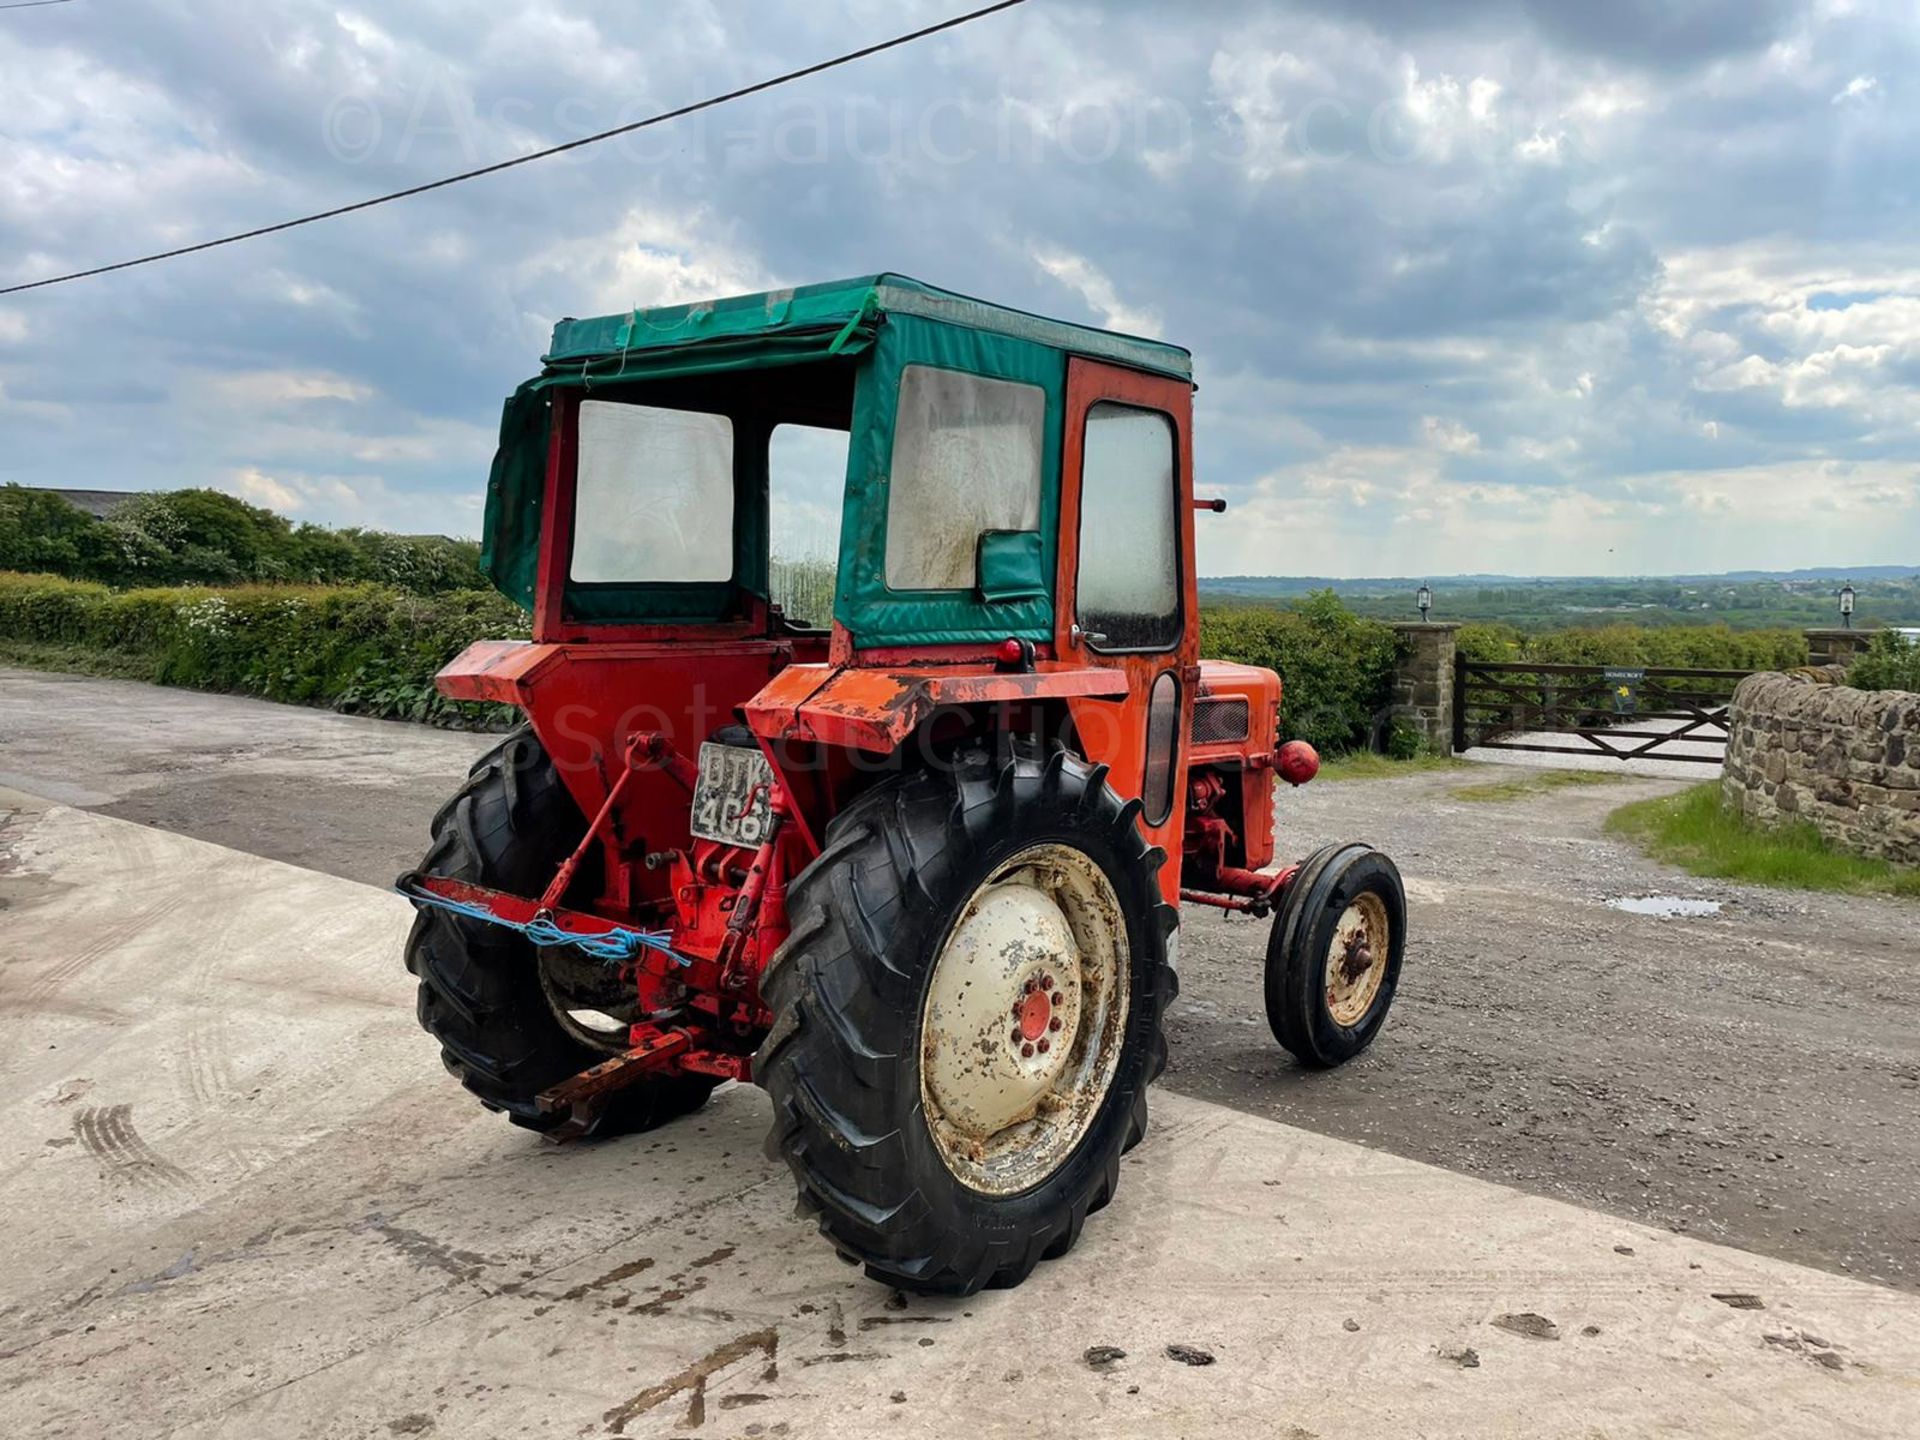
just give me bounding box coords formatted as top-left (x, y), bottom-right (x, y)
top-left (399, 882), bottom-right (692, 968)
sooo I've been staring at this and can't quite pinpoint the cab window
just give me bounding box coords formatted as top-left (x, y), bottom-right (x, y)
top-left (1075, 402), bottom-right (1180, 651)
top-left (884, 366), bottom-right (1045, 591)
top-left (571, 400), bottom-right (734, 583)
top-left (769, 422), bottom-right (849, 627)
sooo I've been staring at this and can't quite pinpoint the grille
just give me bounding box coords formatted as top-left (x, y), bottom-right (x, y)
top-left (1190, 697), bottom-right (1250, 746)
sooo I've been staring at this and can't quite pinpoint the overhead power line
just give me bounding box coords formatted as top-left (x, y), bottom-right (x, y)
top-left (0, 0), bottom-right (1026, 297)
top-left (0, 1), bottom-right (81, 12)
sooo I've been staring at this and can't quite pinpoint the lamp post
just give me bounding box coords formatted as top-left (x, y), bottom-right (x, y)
top-left (1839, 582), bottom-right (1856, 630)
top-left (1417, 584), bottom-right (1432, 621)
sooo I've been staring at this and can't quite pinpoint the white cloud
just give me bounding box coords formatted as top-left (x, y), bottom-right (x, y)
top-left (214, 370), bottom-right (373, 406)
top-left (220, 466), bottom-right (485, 536)
top-left (1832, 74), bottom-right (1878, 104)
top-left (1421, 415), bottom-right (1482, 454)
top-left (1030, 247), bottom-right (1163, 338)
top-left (1515, 128), bottom-right (1565, 164)
top-left (515, 206), bottom-right (768, 320)
top-left (227, 466), bottom-right (305, 512)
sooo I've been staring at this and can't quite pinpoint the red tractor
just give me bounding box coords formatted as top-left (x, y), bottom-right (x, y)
top-left (402, 275), bottom-right (1405, 1295)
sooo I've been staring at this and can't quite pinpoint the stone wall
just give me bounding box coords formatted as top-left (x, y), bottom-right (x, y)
top-left (1388, 623), bottom-right (1459, 752)
top-left (1722, 667), bottom-right (1920, 865)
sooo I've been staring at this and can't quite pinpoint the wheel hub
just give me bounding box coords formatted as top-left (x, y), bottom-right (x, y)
top-left (920, 844), bottom-right (1128, 1195)
top-left (1017, 983), bottom-right (1056, 1043)
top-left (1324, 892), bottom-right (1390, 1028)
top-left (923, 881), bottom-right (1083, 1138)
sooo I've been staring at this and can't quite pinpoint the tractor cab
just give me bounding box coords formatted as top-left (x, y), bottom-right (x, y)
top-left (443, 274), bottom-right (1259, 899)
top-left (408, 275), bottom-right (1405, 1298)
top-left (475, 274), bottom-right (1192, 650)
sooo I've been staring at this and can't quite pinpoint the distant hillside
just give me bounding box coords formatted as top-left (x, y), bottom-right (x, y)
top-left (1201, 568), bottom-right (1920, 632)
top-left (1202, 565), bottom-right (1919, 597)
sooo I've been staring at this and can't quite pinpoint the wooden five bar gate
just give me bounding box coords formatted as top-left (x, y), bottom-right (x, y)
top-left (1452, 661), bottom-right (1755, 764)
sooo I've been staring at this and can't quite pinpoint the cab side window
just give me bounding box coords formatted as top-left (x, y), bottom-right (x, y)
top-left (1075, 402), bottom-right (1180, 651)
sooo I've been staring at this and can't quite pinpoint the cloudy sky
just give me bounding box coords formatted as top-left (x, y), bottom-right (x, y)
top-left (3, 0), bottom-right (1917, 577)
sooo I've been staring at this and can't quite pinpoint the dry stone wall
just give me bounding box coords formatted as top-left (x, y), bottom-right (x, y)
top-left (1723, 666), bottom-right (1920, 866)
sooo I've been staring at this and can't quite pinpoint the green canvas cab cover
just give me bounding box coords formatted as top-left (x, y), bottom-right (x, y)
top-left (482, 274), bottom-right (1191, 646)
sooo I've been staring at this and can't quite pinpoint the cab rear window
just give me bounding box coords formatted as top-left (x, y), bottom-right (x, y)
top-left (571, 400), bottom-right (734, 584)
top-left (884, 366), bottom-right (1044, 591)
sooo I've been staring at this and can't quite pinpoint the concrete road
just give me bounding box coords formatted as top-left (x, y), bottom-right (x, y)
top-left (3, 669), bottom-right (1918, 1300)
top-left (3, 794), bottom-right (1916, 1438)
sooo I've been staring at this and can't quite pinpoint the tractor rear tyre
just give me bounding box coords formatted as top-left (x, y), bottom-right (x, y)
top-left (403, 727), bottom-right (716, 1137)
top-left (1265, 842), bottom-right (1406, 1068)
top-left (755, 745), bottom-right (1177, 1296)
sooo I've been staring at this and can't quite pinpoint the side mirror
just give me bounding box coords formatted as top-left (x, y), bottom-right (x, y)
top-left (976, 530), bottom-right (1048, 604)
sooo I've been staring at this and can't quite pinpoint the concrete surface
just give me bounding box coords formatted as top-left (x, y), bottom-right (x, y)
top-left (0, 669), bottom-right (495, 888)
top-left (3, 794), bottom-right (1917, 1439)
top-left (6, 669), bottom-right (1920, 1299)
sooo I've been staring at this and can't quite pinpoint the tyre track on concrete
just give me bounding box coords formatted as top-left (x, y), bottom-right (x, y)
top-left (3, 884), bottom-right (193, 1017)
top-left (71, 1104), bottom-right (194, 1197)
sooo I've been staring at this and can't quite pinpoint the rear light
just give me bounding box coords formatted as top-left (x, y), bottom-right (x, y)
top-left (997, 638), bottom-right (1025, 666)
top-left (1142, 671), bottom-right (1180, 825)
top-left (1278, 740), bottom-right (1320, 787)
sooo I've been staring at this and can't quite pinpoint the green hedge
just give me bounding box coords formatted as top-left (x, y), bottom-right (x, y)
top-left (1200, 591), bottom-right (1405, 754)
top-left (1850, 630), bottom-right (1920, 693)
top-left (0, 484), bottom-right (489, 593)
top-left (1455, 620), bottom-right (1807, 670)
top-left (0, 572), bottom-right (526, 727)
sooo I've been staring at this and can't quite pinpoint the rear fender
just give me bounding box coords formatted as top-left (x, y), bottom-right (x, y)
top-left (741, 663), bottom-right (1130, 756)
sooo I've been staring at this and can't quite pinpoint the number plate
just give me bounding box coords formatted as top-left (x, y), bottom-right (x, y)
top-left (690, 742), bottom-right (775, 847)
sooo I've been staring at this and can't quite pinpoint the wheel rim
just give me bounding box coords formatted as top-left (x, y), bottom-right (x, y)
top-left (919, 843), bottom-right (1130, 1196)
top-left (1324, 891), bottom-right (1390, 1028)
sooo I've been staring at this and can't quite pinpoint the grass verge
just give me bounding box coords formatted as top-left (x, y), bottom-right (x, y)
top-left (1317, 751), bottom-right (1474, 782)
top-left (1451, 769), bottom-right (1625, 803)
top-left (1606, 782), bottom-right (1920, 898)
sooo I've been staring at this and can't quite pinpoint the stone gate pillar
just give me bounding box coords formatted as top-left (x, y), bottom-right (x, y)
top-left (1388, 622), bottom-right (1461, 753)
top-left (1804, 628), bottom-right (1876, 668)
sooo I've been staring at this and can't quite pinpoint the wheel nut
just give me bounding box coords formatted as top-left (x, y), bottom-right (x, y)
top-left (1040, 973), bottom-right (1054, 991)
top-left (1048, 1016), bottom-right (1062, 1032)
top-left (1012, 1001), bottom-right (1023, 1017)
top-left (1021, 1043), bottom-right (1035, 1058)
top-left (1010, 1030), bottom-right (1023, 1045)
top-left (1036, 1038), bottom-right (1050, 1054)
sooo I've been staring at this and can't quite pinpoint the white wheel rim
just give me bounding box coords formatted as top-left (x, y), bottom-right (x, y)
top-left (919, 843), bottom-right (1130, 1196)
top-left (1325, 891), bottom-right (1390, 1028)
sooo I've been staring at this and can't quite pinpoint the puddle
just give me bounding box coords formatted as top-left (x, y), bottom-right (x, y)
top-left (1606, 895), bottom-right (1722, 918)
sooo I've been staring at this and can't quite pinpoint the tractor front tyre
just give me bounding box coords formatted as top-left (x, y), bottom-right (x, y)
top-left (402, 727), bottom-right (716, 1137)
top-left (755, 746), bottom-right (1177, 1296)
top-left (1265, 842), bottom-right (1406, 1069)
